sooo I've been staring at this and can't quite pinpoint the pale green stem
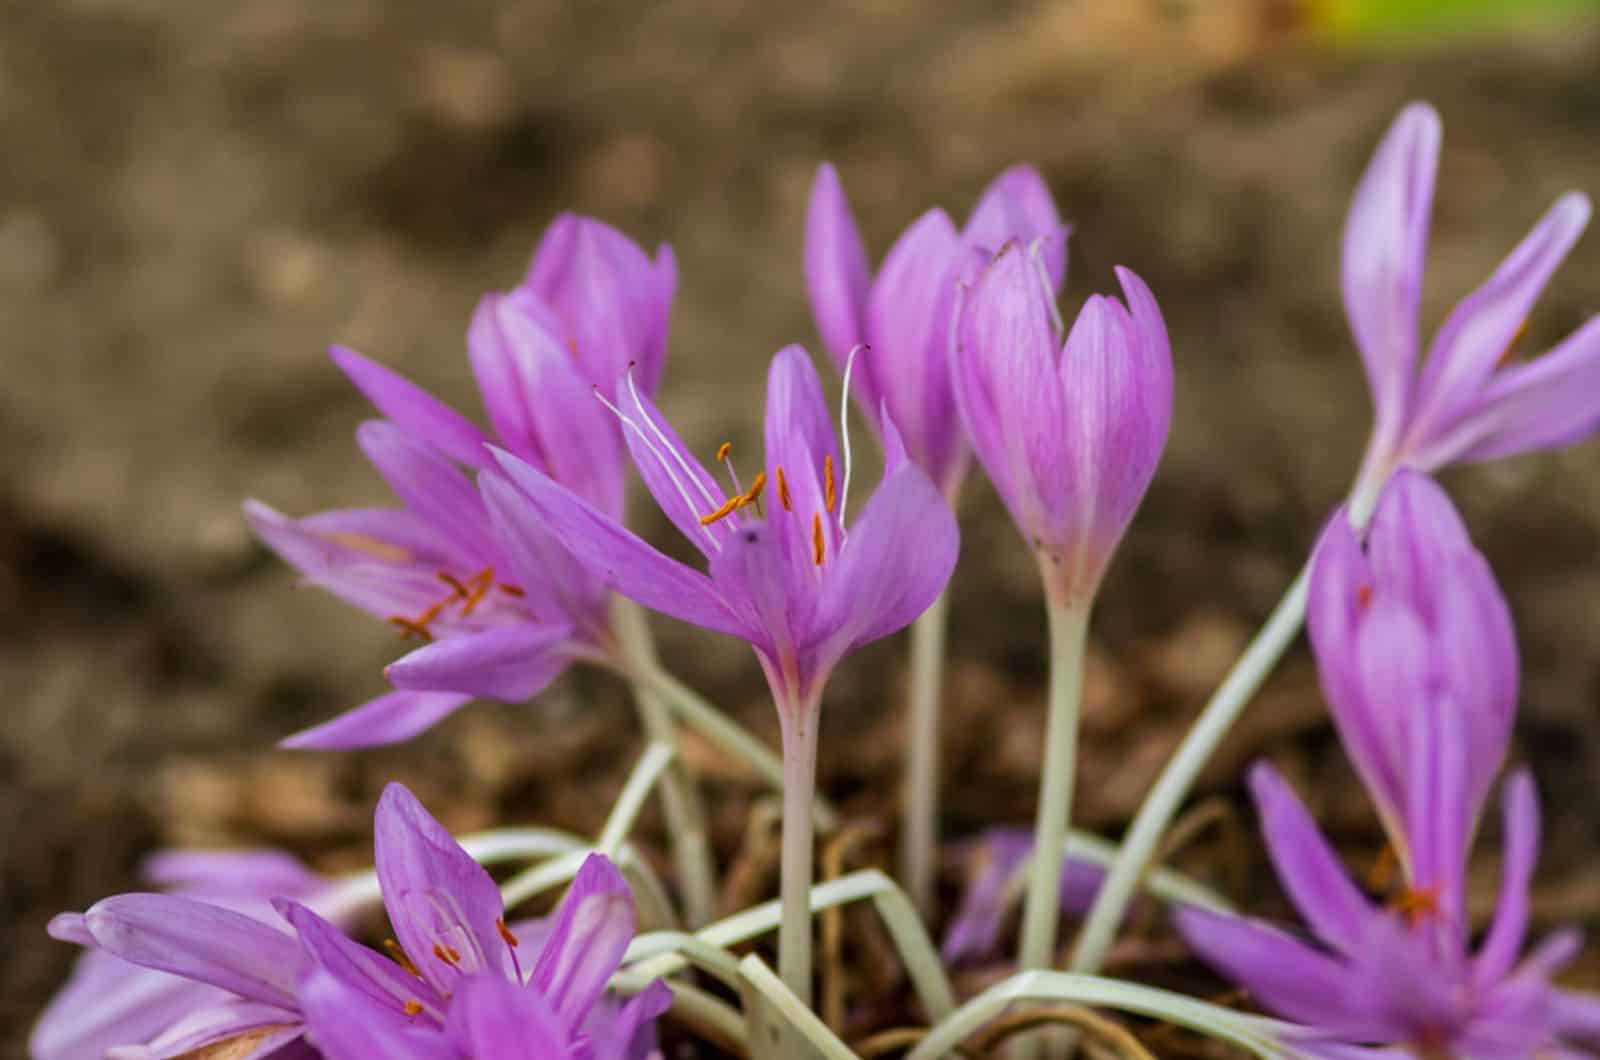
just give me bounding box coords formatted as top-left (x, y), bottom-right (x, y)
top-left (610, 597), bottom-right (718, 927)
top-left (1068, 467), bottom-right (1389, 977)
top-left (631, 659), bottom-right (839, 832)
top-left (1017, 600), bottom-right (1092, 974)
top-left (777, 701), bottom-right (821, 1016)
top-left (1068, 565), bottom-right (1308, 974)
top-left (900, 588), bottom-right (950, 917)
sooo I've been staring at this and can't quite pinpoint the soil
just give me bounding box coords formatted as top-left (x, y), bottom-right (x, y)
top-left (4, 1), bottom-right (1600, 1054)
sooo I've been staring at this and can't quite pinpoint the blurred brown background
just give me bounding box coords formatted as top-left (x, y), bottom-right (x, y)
top-left (5, 0), bottom-right (1600, 1048)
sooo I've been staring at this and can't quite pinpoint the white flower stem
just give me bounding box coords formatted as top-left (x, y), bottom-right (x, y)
top-left (626, 657), bottom-right (840, 833)
top-left (1017, 599), bottom-right (1092, 974)
top-left (1067, 465), bottom-right (1388, 978)
top-left (777, 704), bottom-right (821, 1010)
top-left (1067, 563), bottom-right (1309, 975)
top-left (775, 695), bottom-right (822, 1059)
top-left (900, 588), bottom-right (950, 917)
top-left (611, 597), bottom-right (718, 928)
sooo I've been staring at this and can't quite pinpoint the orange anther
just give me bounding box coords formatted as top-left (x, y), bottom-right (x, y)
top-left (387, 616), bottom-right (435, 641)
top-left (403, 999), bottom-right (424, 1017)
top-left (699, 494), bottom-right (744, 526)
top-left (716, 441), bottom-right (733, 463)
top-left (498, 584), bottom-right (526, 598)
top-left (742, 471), bottom-right (767, 510)
top-left (496, 918), bottom-right (520, 947)
top-left (432, 943), bottom-right (462, 967)
top-left (1366, 843), bottom-right (1397, 893)
top-left (385, 939), bottom-right (420, 977)
top-left (812, 513), bottom-right (825, 566)
top-left (437, 572), bottom-right (471, 599)
top-left (458, 569), bottom-right (495, 617)
top-left (1391, 883), bottom-right (1441, 927)
top-left (1357, 584), bottom-right (1374, 610)
top-left (776, 466), bottom-right (792, 511)
top-left (1497, 318), bottom-right (1531, 367)
top-left (824, 454), bottom-right (836, 513)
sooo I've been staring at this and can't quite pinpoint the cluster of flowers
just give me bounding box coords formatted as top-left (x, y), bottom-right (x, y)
top-left (39, 785), bottom-right (666, 1059)
top-left (34, 100), bottom-right (1600, 1059)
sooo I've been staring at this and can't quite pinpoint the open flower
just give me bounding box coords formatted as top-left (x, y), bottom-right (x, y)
top-left (34, 851), bottom-right (330, 1060)
top-left (1345, 102), bottom-right (1600, 486)
top-left (490, 344), bottom-right (959, 721)
top-left (53, 785), bottom-right (668, 1060)
top-left (286, 785), bottom-right (668, 1059)
top-left (805, 163), bottom-right (1065, 493)
top-left (951, 242), bottom-right (1172, 606)
top-left (492, 344), bottom-right (958, 1000)
top-left (1180, 766), bottom-right (1600, 1060)
top-left (247, 248), bottom-right (648, 747)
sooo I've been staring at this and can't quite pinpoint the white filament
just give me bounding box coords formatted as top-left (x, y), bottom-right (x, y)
top-left (1029, 237), bottom-right (1064, 341)
top-left (594, 387), bottom-right (723, 550)
top-left (837, 344), bottom-right (863, 536)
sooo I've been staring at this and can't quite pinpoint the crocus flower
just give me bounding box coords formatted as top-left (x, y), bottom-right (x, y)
top-left (805, 163), bottom-right (1065, 494)
top-left (523, 212), bottom-right (678, 400)
top-left (1345, 102), bottom-right (1600, 490)
top-left (491, 344), bottom-right (959, 999)
top-left (55, 785), bottom-right (668, 1060)
top-left (490, 344), bottom-right (959, 726)
top-left (941, 829), bottom-right (1107, 965)
top-left (285, 785), bottom-right (669, 1059)
top-left (1308, 470), bottom-right (1516, 877)
top-left (247, 268), bottom-right (639, 748)
top-left (1178, 473), bottom-right (1600, 1058)
top-left (951, 242), bottom-right (1172, 606)
top-left (1179, 766), bottom-right (1600, 1059)
top-left (39, 851), bottom-right (334, 1059)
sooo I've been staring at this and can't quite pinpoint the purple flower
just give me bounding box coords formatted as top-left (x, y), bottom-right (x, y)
top-left (523, 213), bottom-right (677, 401)
top-left (52, 785), bottom-right (668, 1060)
top-left (1345, 103), bottom-right (1600, 482)
top-left (489, 344), bottom-right (959, 720)
top-left (805, 163), bottom-right (1065, 494)
top-left (940, 829), bottom-right (1108, 965)
top-left (286, 785), bottom-right (669, 1059)
top-left (1179, 767), bottom-right (1600, 1059)
top-left (951, 242), bottom-right (1172, 606)
top-left (1178, 474), bottom-right (1600, 1057)
top-left (1308, 470), bottom-right (1517, 875)
top-left (247, 239), bottom-right (657, 747)
top-left (40, 851), bottom-right (333, 1059)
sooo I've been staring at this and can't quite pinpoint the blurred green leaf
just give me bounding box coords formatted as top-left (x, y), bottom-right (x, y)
top-left (1318, 0), bottom-right (1599, 42)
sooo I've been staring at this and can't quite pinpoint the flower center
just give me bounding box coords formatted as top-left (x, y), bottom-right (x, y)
top-left (385, 568), bottom-right (523, 641)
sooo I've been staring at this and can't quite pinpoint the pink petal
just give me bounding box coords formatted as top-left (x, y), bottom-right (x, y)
top-left (1342, 103), bottom-right (1440, 445)
top-left (330, 345), bottom-right (490, 468)
top-left (804, 163), bottom-right (872, 368)
top-left (279, 690), bottom-right (473, 750)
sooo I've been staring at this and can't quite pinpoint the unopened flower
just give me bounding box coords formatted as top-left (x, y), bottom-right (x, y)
top-left (1179, 474), bottom-right (1600, 1057)
top-left (248, 231), bottom-right (658, 747)
top-left (522, 212), bottom-right (677, 400)
top-left (951, 243), bottom-right (1172, 606)
top-left (491, 344), bottom-right (959, 721)
top-left (1345, 102), bottom-right (1600, 486)
top-left (805, 164), bottom-right (1065, 493)
top-left (1308, 470), bottom-right (1516, 868)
